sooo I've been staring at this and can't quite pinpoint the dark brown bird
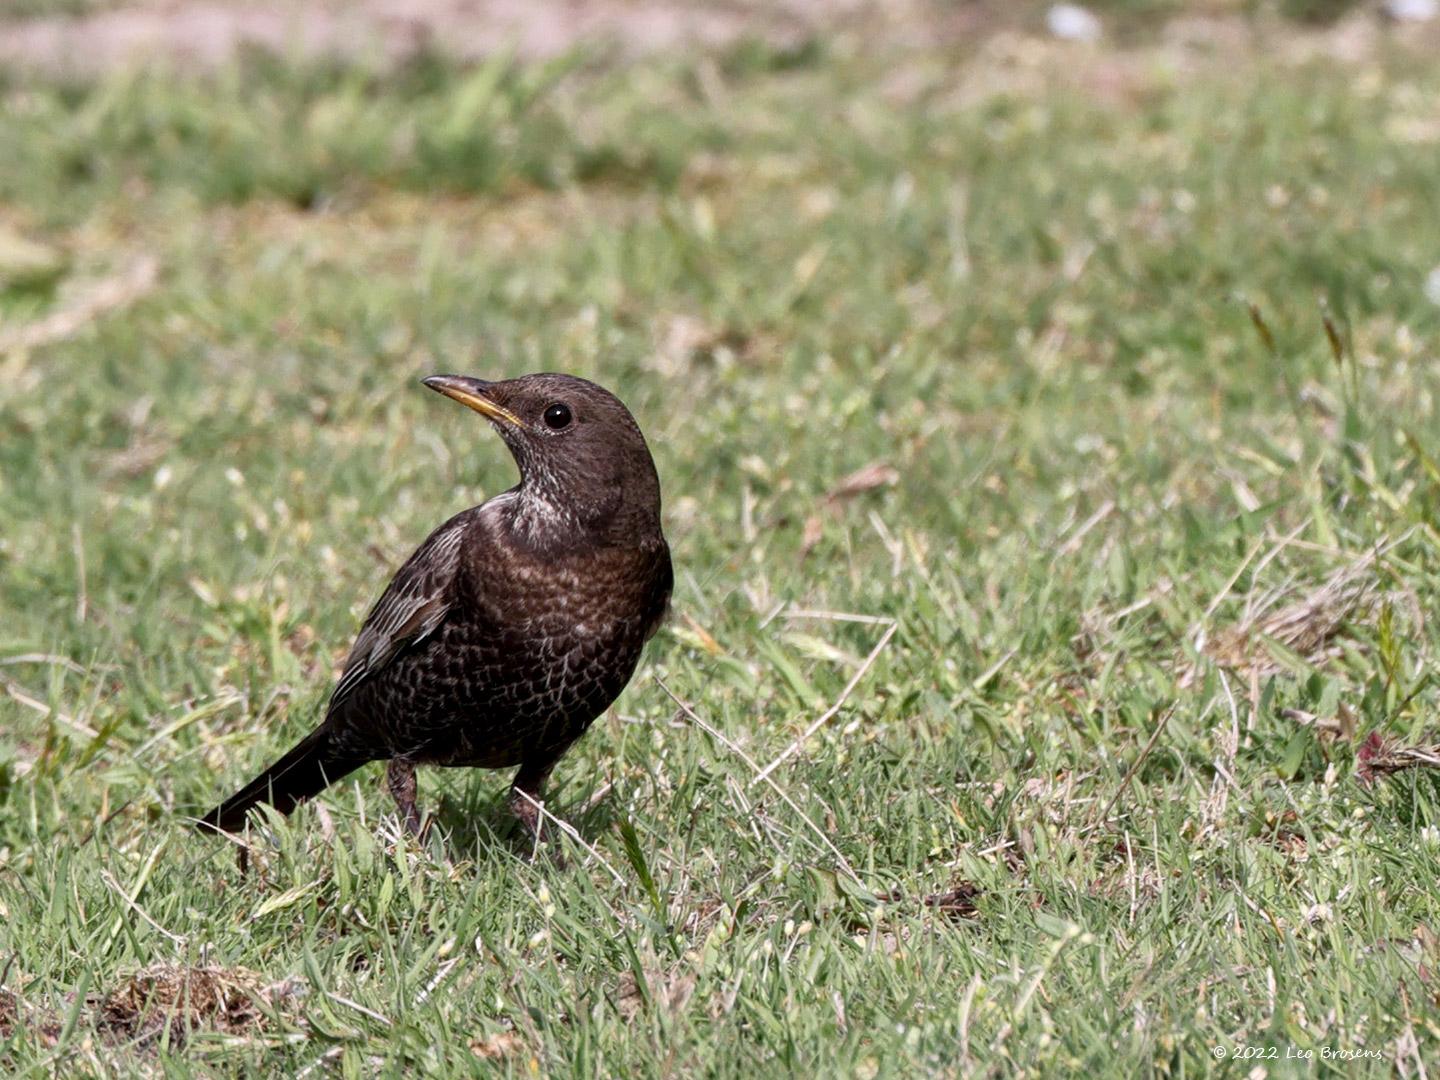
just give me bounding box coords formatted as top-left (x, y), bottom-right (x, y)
top-left (197, 373), bottom-right (671, 839)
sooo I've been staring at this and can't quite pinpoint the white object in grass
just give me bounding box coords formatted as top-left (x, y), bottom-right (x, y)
top-left (1047, 4), bottom-right (1102, 42)
top-left (1425, 265), bottom-right (1440, 306)
top-left (1384, 0), bottom-right (1437, 23)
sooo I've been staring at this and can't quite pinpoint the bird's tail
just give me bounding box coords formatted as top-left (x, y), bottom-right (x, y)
top-left (196, 727), bottom-right (367, 835)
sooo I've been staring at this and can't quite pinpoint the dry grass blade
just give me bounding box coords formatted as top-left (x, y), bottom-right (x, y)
top-left (1056, 499), bottom-right (1115, 556)
top-left (511, 789), bottom-right (628, 887)
top-left (0, 256), bottom-right (158, 355)
top-left (656, 676), bottom-right (863, 886)
top-left (1183, 534), bottom-right (1412, 685)
top-left (0, 653), bottom-right (89, 675)
top-left (1207, 578), bottom-right (1368, 672)
top-left (1244, 297), bottom-right (1277, 356)
top-left (98, 870), bottom-right (187, 946)
top-left (0, 674), bottom-right (100, 739)
top-left (752, 617), bottom-right (896, 785)
top-left (1095, 702), bottom-right (1178, 828)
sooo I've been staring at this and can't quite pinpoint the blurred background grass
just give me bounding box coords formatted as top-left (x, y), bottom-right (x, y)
top-left (2, 1), bottom-right (1440, 1075)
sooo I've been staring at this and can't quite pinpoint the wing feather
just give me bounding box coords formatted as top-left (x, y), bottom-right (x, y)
top-left (326, 511), bottom-right (472, 714)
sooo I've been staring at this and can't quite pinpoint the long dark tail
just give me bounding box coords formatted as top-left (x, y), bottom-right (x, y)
top-left (196, 727), bottom-right (367, 835)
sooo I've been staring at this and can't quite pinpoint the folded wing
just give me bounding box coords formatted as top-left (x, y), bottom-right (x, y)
top-left (327, 510), bottom-right (473, 715)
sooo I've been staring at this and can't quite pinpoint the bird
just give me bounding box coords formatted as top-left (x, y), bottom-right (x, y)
top-left (196, 372), bottom-right (672, 841)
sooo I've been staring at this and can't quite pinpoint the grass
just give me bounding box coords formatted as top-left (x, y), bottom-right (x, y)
top-left (3, 15), bottom-right (1440, 1077)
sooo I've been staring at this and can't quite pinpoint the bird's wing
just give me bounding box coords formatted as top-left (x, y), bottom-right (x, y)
top-left (326, 510), bottom-right (473, 714)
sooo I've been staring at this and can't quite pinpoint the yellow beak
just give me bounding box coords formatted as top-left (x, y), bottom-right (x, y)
top-left (422, 375), bottom-right (523, 428)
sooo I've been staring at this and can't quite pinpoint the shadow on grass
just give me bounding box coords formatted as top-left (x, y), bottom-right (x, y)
top-left (428, 775), bottom-right (620, 863)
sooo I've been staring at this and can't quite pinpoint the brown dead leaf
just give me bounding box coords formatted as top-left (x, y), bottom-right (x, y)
top-left (1280, 702), bottom-right (1357, 741)
top-left (471, 1031), bottom-right (525, 1060)
top-left (879, 881), bottom-right (983, 923)
top-left (1279, 833), bottom-right (1309, 860)
top-left (923, 883), bottom-right (982, 922)
top-left (653, 314), bottom-right (754, 374)
top-left (824, 462), bottom-right (900, 504)
top-left (615, 972), bottom-right (644, 1021)
top-left (802, 461), bottom-right (900, 555)
top-left (800, 513), bottom-right (826, 556)
top-left (101, 434), bottom-right (171, 479)
top-left (615, 969), bottom-right (697, 1021)
top-left (1356, 731), bottom-right (1440, 784)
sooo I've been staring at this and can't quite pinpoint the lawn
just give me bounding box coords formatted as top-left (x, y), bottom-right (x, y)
top-left (2, 7), bottom-right (1440, 1076)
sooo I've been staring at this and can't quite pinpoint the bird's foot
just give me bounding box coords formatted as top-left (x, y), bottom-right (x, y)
top-left (508, 785), bottom-right (544, 845)
top-left (386, 759), bottom-right (426, 838)
top-left (510, 785), bottom-right (571, 866)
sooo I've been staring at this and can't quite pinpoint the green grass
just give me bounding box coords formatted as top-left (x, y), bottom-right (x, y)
top-left (3, 23), bottom-right (1440, 1077)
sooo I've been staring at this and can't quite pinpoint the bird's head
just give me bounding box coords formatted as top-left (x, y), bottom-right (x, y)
top-left (423, 372), bottom-right (662, 544)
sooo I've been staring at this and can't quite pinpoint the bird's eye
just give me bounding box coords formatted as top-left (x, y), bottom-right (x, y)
top-left (542, 403), bottom-right (573, 430)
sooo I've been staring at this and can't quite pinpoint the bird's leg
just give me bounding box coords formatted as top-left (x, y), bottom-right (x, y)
top-left (385, 758), bottom-right (424, 837)
top-left (508, 758), bottom-right (557, 845)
